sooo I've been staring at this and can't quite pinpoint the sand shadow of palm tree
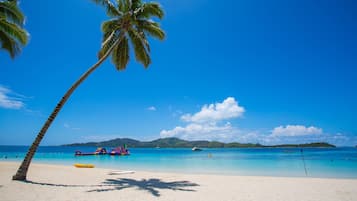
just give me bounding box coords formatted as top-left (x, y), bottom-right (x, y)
top-left (88, 178), bottom-right (199, 197)
top-left (23, 180), bottom-right (101, 188)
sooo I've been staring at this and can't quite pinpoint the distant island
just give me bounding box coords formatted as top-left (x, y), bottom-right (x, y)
top-left (63, 137), bottom-right (336, 148)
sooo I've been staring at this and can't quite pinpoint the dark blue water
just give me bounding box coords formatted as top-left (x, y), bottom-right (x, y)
top-left (1, 146), bottom-right (356, 178)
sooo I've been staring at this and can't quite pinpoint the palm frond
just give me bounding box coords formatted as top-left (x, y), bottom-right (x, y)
top-left (131, 0), bottom-right (142, 10)
top-left (0, 0), bottom-right (27, 58)
top-left (136, 2), bottom-right (164, 19)
top-left (128, 28), bottom-right (151, 68)
top-left (0, 29), bottom-right (20, 58)
top-left (111, 36), bottom-right (129, 70)
top-left (117, 0), bottom-right (128, 12)
top-left (137, 20), bottom-right (165, 40)
top-left (98, 30), bottom-right (120, 59)
top-left (0, 19), bottom-right (28, 45)
top-left (125, 0), bottom-right (133, 12)
top-left (101, 18), bottom-right (120, 33)
top-left (0, 0), bottom-right (25, 25)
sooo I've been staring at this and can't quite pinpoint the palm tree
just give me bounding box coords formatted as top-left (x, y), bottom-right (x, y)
top-left (12, 0), bottom-right (165, 181)
top-left (0, 0), bottom-right (28, 58)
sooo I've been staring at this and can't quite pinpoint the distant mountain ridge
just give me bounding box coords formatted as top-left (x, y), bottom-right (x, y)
top-left (63, 137), bottom-right (336, 148)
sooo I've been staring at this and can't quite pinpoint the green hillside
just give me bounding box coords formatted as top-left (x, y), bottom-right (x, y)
top-left (63, 137), bottom-right (336, 148)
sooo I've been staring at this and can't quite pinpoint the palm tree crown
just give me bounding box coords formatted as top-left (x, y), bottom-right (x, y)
top-left (93, 0), bottom-right (165, 70)
top-left (0, 0), bottom-right (28, 58)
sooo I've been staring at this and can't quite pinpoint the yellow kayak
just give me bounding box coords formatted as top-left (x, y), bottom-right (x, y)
top-left (74, 163), bottom-right (95, 168)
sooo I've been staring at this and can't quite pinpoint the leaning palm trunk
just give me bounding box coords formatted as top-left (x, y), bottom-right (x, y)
top-left (12, 0), bottom-right (166, 181)
top-left (12, 35), bottom-right (123, 181)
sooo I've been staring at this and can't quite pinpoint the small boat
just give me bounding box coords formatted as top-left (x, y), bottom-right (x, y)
top-left (74, 163), bottom-right (95, 168)
top-left (75, 147), bottom-right (107, 156)
top-left (109, 146), bottom-right (130, 156)
top-left (94, 147), bottom-right (108, 155)
top-left (192, 147), bottom-right (202, 151)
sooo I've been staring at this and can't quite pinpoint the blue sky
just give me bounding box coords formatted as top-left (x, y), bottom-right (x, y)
top-left (1, 0), bottom-right (356, 146)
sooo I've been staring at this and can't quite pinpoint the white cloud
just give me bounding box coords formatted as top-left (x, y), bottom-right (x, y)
top-left (160, 97), bottom-right (245, 141)
top-left (181, 97), bottom-right (245, 123)
top-left (160, 122), bottom-right (235, 141)
top-left (271, 125), bottom-right (323, 137)
top-left (0, 86), bottom-right (25, 109)
top-left (147, 106), bottom-right (156, 111)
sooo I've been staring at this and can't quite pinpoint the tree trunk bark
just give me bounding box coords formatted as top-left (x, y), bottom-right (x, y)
top-left (12, 34), bottom-right (123, 181)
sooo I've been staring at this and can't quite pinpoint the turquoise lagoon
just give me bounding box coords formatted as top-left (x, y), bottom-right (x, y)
top-left (1, 146), bottom-right (356, 178)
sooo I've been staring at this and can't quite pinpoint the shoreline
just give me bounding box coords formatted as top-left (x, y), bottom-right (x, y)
top-left (1, 161), bottom-right (357, 201)
top-left (1, 158), bottom-right (356, 179)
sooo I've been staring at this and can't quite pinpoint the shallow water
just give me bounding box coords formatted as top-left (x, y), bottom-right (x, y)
top-left (1, 146), bottom-right (356, 178)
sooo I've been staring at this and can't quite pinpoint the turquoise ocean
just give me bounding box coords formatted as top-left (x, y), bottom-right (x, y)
top-left (1, 146), bottom-right (356, 178)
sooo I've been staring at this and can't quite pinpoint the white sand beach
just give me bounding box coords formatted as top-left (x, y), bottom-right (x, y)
top-left (1, 161), bottom-right (356, 201)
